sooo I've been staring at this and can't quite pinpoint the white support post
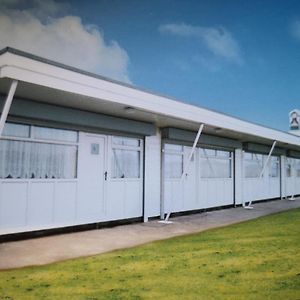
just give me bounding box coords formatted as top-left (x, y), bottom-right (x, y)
top-left (244, 140), bottom-right (277, 209)
top-left (159, 123), bottom-right (204, 223)
top-left (280, 155), bottom-right (286, 200)
top-left (288, 160), bottom-right (296, 201)
top-left (0, 80), bottom-right (18, 136)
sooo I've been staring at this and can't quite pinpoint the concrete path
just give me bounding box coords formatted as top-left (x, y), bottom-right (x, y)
top-left (0, 198), bottom-right (300, 270)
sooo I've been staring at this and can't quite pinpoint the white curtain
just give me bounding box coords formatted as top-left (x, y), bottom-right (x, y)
top-left (112, 149), bottom-right (140, 178)
top-left (0, 140), bottom-right (77, 179)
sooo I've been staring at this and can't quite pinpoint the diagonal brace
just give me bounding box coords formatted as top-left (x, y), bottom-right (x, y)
top-left (161, 123), bottom-right (204, 223)
top-left (0, 80), bottom-right (18, 136)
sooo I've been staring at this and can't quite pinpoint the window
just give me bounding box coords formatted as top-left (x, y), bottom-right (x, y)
top-left (112, 136), bottom-right (140, 147)
top-left (2, 123), bottom-right (30, 138)
top-left (164, 144), bottom-right (183, 152)
top-left (0, 123), bottom-right (78, 179)
top-left (244, 152), bottom-right (263, 178)
top-left (200, 148), bottom-right (232, 178)
top-left (296, 159), bottom-right (300, 177)
top-left (269, 156), bottom-right (280, 178)
top-left (164, 144), bottom-right (184, 179)
top-left (286, 158), bottom-right (293, 178)
top-left (112, 149), bottom-right (140, 178)
top-left (165, 153), bottom-right (183, 178)
top-left (34, 126), bottom-right (78, 142)
top-left (111, 137), bottom-right (141, 179)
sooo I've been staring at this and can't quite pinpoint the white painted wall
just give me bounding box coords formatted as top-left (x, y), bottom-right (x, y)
top-left (0, 179), bottom-right (77, 234)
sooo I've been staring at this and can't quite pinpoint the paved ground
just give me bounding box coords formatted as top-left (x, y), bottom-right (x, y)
top-left (0, 198), bottom-right (300, 270)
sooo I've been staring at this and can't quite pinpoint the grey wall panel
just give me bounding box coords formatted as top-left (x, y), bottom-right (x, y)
top-left (287, 150), bottom-right (300, 159)
top-left (0, 95), bottom-right (156, 136)
top-left (161, 127), bottom-right (242, 149)
top-left (243, 142), bottom-right (287, 156)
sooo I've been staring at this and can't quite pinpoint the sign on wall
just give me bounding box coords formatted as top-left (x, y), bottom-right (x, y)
top-left (289, 109), bottom-right (300, 131)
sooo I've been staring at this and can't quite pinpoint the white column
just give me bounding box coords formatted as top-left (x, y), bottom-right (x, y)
top-left (0, 80), bottom-right (18, 136)
top-left (234, 148), bottom-right (244, 206)
top-left (144, 129), bottom-right (161, 222)
top-left (280, 155), bottom-right (286, 199)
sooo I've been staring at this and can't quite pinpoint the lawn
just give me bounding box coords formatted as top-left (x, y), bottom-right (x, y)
top-left (0, 208), bottom-right (300, 300)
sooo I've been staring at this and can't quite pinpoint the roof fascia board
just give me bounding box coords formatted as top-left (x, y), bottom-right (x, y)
top-left (1, 51), bottom-right (300, 147)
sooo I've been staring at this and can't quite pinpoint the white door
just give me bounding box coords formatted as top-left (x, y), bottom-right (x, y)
top-left (77, 134), bottom-right (106, 223)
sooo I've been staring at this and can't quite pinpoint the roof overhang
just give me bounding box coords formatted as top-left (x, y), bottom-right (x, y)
top-left (1, 47), bottom-right (300, 151)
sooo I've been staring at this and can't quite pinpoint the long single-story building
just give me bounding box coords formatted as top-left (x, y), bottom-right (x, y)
top-left (0, 47), bottom-right (300, 238)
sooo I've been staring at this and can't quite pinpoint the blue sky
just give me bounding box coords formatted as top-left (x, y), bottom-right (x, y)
top-left (1, 0), bottom-right (300, 131)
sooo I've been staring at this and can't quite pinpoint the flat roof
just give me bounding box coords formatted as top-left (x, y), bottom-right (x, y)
top-left (0, 47), bottom-right (300, 149)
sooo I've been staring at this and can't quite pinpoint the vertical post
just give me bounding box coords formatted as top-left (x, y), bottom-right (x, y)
top-left (0, 80), bottom-right (18, 136)
top-left (289, 159), bottom-right (296, 201)
top-left (160, 143), bottom-right (165, 220)
top-left (280, 155), bottom-right (286, 199)
top-left (234, 148), bottom-right (244, 206)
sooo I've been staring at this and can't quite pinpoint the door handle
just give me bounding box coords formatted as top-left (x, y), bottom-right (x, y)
top-left (104, 171), bottom-right (108, 181)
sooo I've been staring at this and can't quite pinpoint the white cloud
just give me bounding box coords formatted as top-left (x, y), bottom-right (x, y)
top-left (159, 23), bottom-right (243, 65)
top-left (0, 0), bottom-right (131, 83)
top-left (290, 20), bottom-right (300, 40)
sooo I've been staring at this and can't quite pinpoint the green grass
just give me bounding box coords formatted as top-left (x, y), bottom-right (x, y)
top-left (1, 209), bottom-right (300, 300)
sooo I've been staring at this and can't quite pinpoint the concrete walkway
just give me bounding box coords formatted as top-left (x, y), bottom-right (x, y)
top-left (0, 198), bottom-right (300, 270)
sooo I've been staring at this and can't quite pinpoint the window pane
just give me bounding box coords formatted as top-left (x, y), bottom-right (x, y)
top-left (164, 153), bottom-right (183, 178)
top-left (270, 156), bottom-right (279, 178)
top-left (2, 123), bottom-right (30, 138)
top-left (112, 136), bottom-right (140, 147)
top-left (286, 158), bottom-right (293, 177)
top-left (164, 144), bottom-right (183, 152)
top-left (243, 152), bottom-right (252, 160)
top-left (200, 148), bottom-right (215, 157)
top-left (0, 140), bottom-right (77, 179)
top-left (112, 149), bottom-right (140, 178)
top-left (244, 153), bottom-right (263, 178)
top-left (216, 150), bottom-right (230, 158)
top-left (200, 157), bottom-right (231, 178)
top-left (34, 126), bottom-right (78, 142)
